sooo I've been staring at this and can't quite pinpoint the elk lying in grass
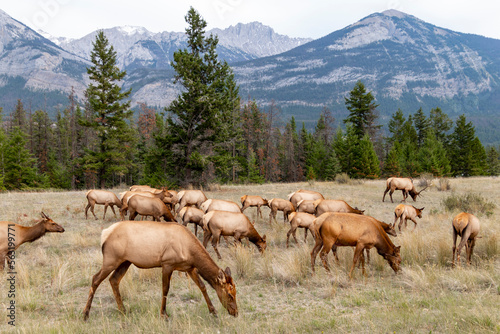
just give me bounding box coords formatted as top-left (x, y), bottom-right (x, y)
top-left (85, 190), bottom-right (122, 220)
top-left (452, 212), bottom-right (481, 267)
top-left (177, 206), bottom-right (205, 237)
top-left (82, 221), bottom-right (238, 320)
top-left (240, 195), bottom-right (269, 218)
top-left (119, 189), bottom-right (172, 220)
top-left (286, 212), bottom-right (316, 247)
top-left (315, 199), bottom-right (364, 216)
top-left (288, 189), bottom-right (324, 208)
top-left (127, 195), bottom-right (176, 222)
top-left (393, 204), bottom-right (424, 232)
top-left (296, 199), bottom-right (317, 214)
top-left (268, 198), bottom-right (295, 224)
top-left (0, 212), bottom-right (65, 270)
top-left (201, 199), bottom-right (241, 214)
top-left (203, 211), bottom-right (266, 260)
top-left (311, 212), bottom-right (401, 277)
top-left (177, 190), bottom-right (208, 211)
top-left (382, 177), bottom-right (428, 203)
top-left (313, 212), bottom-right (397, 265)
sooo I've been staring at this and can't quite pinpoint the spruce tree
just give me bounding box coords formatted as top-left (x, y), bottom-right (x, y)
top-left (486, 147), bottom-right (500, 176)
top-left (81, 30), bottom-right (135, 188)
top-left (413, 108), bottom-right (430, 148)
top-left (449, 115), bottom-right (486, 176)
top-left (344, 80), bottom-right (380, 139)
top-left (167, 7), bottom-right (239, 186)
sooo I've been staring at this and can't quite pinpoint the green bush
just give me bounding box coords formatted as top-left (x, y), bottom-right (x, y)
top-left (335, 172), bottom-right (350, 184)
top-left (442, 193), bottom-right (495, 216)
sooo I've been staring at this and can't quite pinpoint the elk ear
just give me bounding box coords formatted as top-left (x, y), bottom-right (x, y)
top-left (394, 246), bottom-right (401, 254)
top-left (420, 207), bottom-right (425, 211)
top-left (41, 212), bottom-right (48, 219)
top-left (224, 266), bottom-right (232, 278)
top-left (217, 269), bottom-right (226, 284)
top-left (262, 234), bottom-right (267, 242)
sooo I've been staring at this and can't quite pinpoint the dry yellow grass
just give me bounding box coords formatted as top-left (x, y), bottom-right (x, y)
top-left (0, 177), bottom-right (499, 333)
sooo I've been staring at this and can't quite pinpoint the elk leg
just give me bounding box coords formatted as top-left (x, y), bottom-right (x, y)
top-left (160, 265), bottom-right (174, 318)
top-left (103, 204), bottom-right (109, 220)
top-left (468, 238), bottom-right (476, 265)
top-left (349, 244), bottom-right (365, 279)
top-left (331, 245), bottom-right (340, 264)
top-left (203, 228), bottom-right (213, 248)
top-left (456, 227), bottom-right (472, 267)
top-left (320, 238), bottom-right (336, 272)
top-left (194, 224), bottom-right (198, 237)
top-left (411, 217), bottom-right (418, 231)
top-left (389, 190), bottom-right (394, 203)
top-left (393, 213), bottom-right (399, 230)
top-left (186, 268), bottom-right (217, 316)
top-left (109, 261), bottom-right (132, 314)
top-left (452, 229), bottom-right (458, 267)
top-left (310, 237), bottom-right (324, 273)
top-left (304, 228), bottom-right (308, 242)
top-left (211, 231), bottom-right (223, 260)
top-left (382, 188), bottom-right (389, 202)
top-left (85, 202), bottom-right (94, 220)
top-left (257, 205), bottom-right (262, 219)
top-left (109, 205), bottom-right (117, 218)
top-left (83, 265), bottom-right (116, 321)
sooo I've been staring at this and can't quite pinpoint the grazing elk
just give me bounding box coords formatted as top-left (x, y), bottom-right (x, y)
top-left (127, 195), bottom-right (176, 222)
top-left (315, 199), bottom-right (364, 216)
top-left (382, 177), bottom-right (428, 203)
top-left (393, 204), bottom-right (424, 232)
top-left (288, 189), bottom-right (324, 208)
top-left (85, 190), bottom-right (122, 220)
top-left (82, 221), bottom-right (238, 320)
top-left (119, 189), bottom-right (172, 220)
top-left (177, 206), bottom-right (205, 237)
top-left (313, 212), bottom-right (397, 265)
top-left (296, 199), bottom-right (318, 214)
top-left (452, 212), bottom-right (481, 267)
top-left (286, 212), bottom-right (317, 247)
top-left (268, 198), bottom-right (295, 224)
top-left (240, 195), bottom-right (269, 218)
top-left (203, 211), bottom-right (267, 260)
top-left (201, 199), bottom-right (241, 214)
top-left (1, 212), bottom-right (65, 270)
top-left (177, 190), bottom-right (208, 211)
top-left (311, 212), bottom-right (401, 277)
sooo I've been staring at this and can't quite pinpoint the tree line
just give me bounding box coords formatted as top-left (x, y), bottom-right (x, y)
top-left (0, 7), bottom-right (498, 191)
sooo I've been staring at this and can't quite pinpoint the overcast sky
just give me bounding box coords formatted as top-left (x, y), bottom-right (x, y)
top-left (3, 0), bottom-right (499, 40)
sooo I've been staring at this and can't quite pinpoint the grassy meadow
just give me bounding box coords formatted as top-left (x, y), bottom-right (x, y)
top-left (0, 177), bottom-right (499, 333)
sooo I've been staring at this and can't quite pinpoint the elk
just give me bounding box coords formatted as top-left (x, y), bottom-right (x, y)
top-left (296, 199), bottom-right (318, 214)
top-left (201, 199), bottom-right (241, 214)
top-left (177, 206), bottom-right (205, 237)
top-left (130, 186), bottom-right (179, 214)
top-left (268, 198), bottom-right (295, 224)
top-left (313, 212), bottom-right (397, 264)
top-left (286, 212), bottom-right (317, 247)
top-left (393, 204), bottom-right (424, 232)
top-left (203, 211), bottom-right (266, 260)
top-left (0, 212), bottom-right (65, 270)
top-left (85, 190), bottom-right (122, 220)
top-left (311, 212), bottom-right (401, 277)
top-left (129, 185), bottom-right (155, 192)
top-left (127, 195), bottom-right (176, 222)
top-left (315, 199), bottom-right (364, 216)
top-left (288, 189), bottom-right (324, 208)
top-left (165, 190), bottom-right (179, 215)
top-left (240, 195), bottom-right (269, 218)
top-left (177, 190), bottom-right (208, 211)
top-left (382, 177), bottom-right (428, 203)
top-left (82, 221), bottom-right (238, 320)
top-left (119, 189), bottom-right (172, 220)
top-left (452, 212), bottom-right (481, 267)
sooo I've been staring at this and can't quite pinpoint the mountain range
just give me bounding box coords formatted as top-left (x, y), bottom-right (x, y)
top-left (0, 8), bottom-right (499, 144)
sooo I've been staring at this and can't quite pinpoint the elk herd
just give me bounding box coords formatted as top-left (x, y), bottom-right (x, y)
top-left (0, 176), bottom-right (483, 321)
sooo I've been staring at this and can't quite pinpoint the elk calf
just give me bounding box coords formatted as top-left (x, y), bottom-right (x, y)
top-left (452, 212), bottom-right (480, 267)
top-left (85, 190), bottom-right (122, 220)
top-left (393, 204), bottom-right (424, 232)
top-left (286, 212), bottom-right (316, 247)
top-left (240, 195), bottom-right (269, 218)
top-left (268, 198), bottom-right (295, 224)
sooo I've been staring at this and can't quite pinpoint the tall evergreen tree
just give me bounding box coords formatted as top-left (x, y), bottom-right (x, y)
top-left (429, 107), bottom-right (452, 146)
top-left (449, 115), bottom-right (486, 176)
top-left (486, 146), bottom-right (500, 176)
top-left (344, 80), bottom-right (380, 139)
top-left (81, 30), bottom-right (135, 188)
top-left (167, 7), bottom-right (239, 186)
top-left (417, 129), bottom-right (451, 176)
top-left (413, 107), bottom-right (430, 148)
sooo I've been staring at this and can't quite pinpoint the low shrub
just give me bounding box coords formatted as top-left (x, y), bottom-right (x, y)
top-left (442, 193), bottom-right (495, 216)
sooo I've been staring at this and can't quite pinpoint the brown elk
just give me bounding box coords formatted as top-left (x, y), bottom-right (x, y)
top-left (201, 199), bottom-right (241, 214)
top-left (296, 199), bottom-right (317, 214)
top-left (85, 190), bottom-right (122, 220)
top-left (177, 206), bottom-right (205, 237)
top-left (177, 190), bottom-right (208, 211)
top-left (127, 195), bottom-right (176, 222)
top-left (119, 189), bottom-right (172, 220)
top-left (203, 211), bottom-right (267, 260)
top-left (393, 204), bottom-right (424, 232)
top-left (313, 212), bottom-right (397, 264)
top-left (311, 212), bottom-right (401, 277)
top-left (288, 189), bottom-right (324, 208)
top-left (240, 195), bottom-right (269, 218)
top-left (452, 212), bottom-right (481, 267)
top-left (0, 212), bottom-right (65, 270)
top-left (165, 190), bottom-right (179, 215)
top-left (82, 221), bottom-right (238, 320)
top-left (382, 177), bottom-right (428, 203)
top-left (315, 199), bottom-right (364, 216)
top-left (286, 212), bottom-right (317, 247)
top-left (268, 198), bottom-right (295, 224)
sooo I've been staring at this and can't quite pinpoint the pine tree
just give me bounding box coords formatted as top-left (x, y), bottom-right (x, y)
top-left (382, 141), bottom-right (401, 177)
top-left (81, 30), bottom-right (135, 188)
top-left (486, 146), bottom-right (500, 176)
top-left (3, 127), bottom-right (40, 189)
top-left (167, 7), bottom-right (239, 186)
top-left (429, 107), bottom-right (452, 146)
top-left (387, 109), bottom-right (406, 145)
top-left (449, 115), bottom-right (486, 176)
top-left (344, 80), bottom-right (380, 139)
top-left (417, 130), bottom-right (451, 176)
top-left (413, 107), bottom-right (430, 148)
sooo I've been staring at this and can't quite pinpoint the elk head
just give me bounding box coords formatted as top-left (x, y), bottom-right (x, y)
top-left (384, 246), bottom-right (401, 273)
top-left (215, 267), bottom-right (238, 317)
top-left (41, 212), bottom-right (65, 233)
